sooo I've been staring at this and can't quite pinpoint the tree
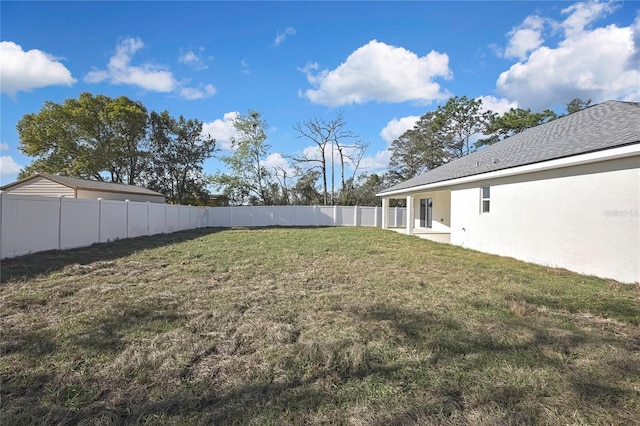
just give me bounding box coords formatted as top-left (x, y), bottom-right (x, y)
top-left (210, 110), bottom-right (275, 205)
top-left (479, 107), bottom-right (557, 146)
top-left (271, 163), bottom-right (292, 205)
top-left (290, 112), bottom-right (357, 205)
top-left (388, 112), bottom-right (445, 181)
top-left (291, 169), bottom-right (322, 205)
top-left (18, 100), bottom-right (81, 179)
top-left (567, 98), bottom-right (591, 114)
top-left (101, 96), bottom-right (149, 185)
top-left (432, 96), bottom-right (491, 158)
top-left (146, 111), bottom-right (216, 204)
top-left (341, 173), bottom-right (383, 206)
top-left (17, 93), bottom-right (148, 183)
top-left (334, 139), bottom-right (369, 205)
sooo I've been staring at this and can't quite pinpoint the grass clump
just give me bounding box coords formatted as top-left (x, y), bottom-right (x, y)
top-left (1, 227), bottom-right (638, 425)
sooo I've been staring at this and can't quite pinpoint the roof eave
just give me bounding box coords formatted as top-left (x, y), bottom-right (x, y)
top-left (376, 143), bottom-right (640, 197)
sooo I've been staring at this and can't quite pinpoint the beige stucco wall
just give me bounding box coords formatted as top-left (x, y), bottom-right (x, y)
top-left (3, 176), bottom-right (75, 197)
top-left (411, 190), bottom-right (451, 232)
top-left (76, 189), bottom-right (165, 203)
top-left (449, 155), bottom-right (639, 283)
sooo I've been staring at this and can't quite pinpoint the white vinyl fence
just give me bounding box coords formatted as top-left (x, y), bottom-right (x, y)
top-left (0, 193), bottom-right (406, 259)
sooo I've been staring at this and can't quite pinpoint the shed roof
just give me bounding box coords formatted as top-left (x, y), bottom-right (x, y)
top-left (378, 100), bottom-right (640, 195)
top-left (1, 174), bottom-right (166, 198)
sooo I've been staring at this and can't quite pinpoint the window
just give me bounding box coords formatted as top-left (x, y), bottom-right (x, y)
top-left (481, 185), bottom-right (490, 213)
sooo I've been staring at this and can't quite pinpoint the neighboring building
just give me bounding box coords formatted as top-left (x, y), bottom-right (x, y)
top-left (0, 174), bottom-right (166, 203)
top-left (377, 100), bottom-right (640, 284)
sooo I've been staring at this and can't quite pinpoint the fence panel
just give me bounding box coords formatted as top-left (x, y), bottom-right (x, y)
top-left (178, 206), bottom-right (191, 230)
top-left (272, 206), bottom-right (295, 226)
top-left (291, 206), bottom-right (312, 226)
top-left (250, 206), bottom-right (272, 227)
top-left (187, 206), bottom-right (203, 229)
top-left (100, 200), bottom-right (127, 242)
top-left (148, 203), bottom-right (166, 235)
top-left (1, 194), bottom-right (60, 258)
top-left (359, 206), bottom-right (377, 227)
top-left (128, 201), bottom-right (149, 238)
top-left (163, 205), bottom-right (180, 233)
top-left (230, 207), bottom-right (253, 227)
top-left (60, 198), bottom-right (100, 249)
top-left (396, 207), bottom-right (407, 228)
top-left (317, 206), bottom-right (334, 226)
top-left (209, 206), bottom-right (231, 228)
top-left (332, 205), bottom-right (345, 226)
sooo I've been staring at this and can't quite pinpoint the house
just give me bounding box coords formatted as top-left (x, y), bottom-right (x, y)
top-left (377, 100), bottom-right (640, 284)
top-left (0, 174), bottom-right (166, 203)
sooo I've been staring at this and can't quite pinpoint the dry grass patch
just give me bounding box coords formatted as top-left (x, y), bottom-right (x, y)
top-left (1, 227), bottom-right (639, 425)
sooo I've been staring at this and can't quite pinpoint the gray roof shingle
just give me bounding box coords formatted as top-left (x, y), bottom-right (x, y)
top-left (378, 100), bottom-right (640, 195)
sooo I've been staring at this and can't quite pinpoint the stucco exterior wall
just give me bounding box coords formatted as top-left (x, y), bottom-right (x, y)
top-left (76, 189), bottom-right (165, 203)
top-left (3, 176), bottom-right (75, 197)
top-left (449, 155), bottom-right (639, 283)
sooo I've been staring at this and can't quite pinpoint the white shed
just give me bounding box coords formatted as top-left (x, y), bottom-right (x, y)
top-left (0, 174), bottom-right (166, 203)
top-left (377, 100), bottom-right (640, 284)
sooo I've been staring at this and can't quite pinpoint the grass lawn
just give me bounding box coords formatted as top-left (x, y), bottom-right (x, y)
top-left (1, 227), bottom-right (639, 425)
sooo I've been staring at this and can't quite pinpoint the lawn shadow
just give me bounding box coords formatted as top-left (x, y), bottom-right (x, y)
top-left (351, 303), bottom-right (640, 423)
top-left (0, 227), bottom-right (225, 283)
top-left (66, 304), bottom-right (184, 355)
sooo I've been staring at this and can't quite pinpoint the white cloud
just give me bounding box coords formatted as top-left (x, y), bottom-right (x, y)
top-left (0, 41), bottom-right (76, 96)
top-left (496, 1), bottom-right (640, 110)
top-left (632, 13), bottom-right (640, 69)
top-left (380, 116), bottom-right (421, 144)
top-left (201, 112), bottom-right (240, 150)
top-left (264, 152), bottom-right (296, 176)
top-left (0, 143), bottom-right (9, 151)
top-left (241, 58), bottom-right (250, 75)
top-left (477, 96), bottom-right (518, 115)
top-left (504, 15), bottom-right (546, 60)
top-left (0, 155), bottom-right (22, 178)
top-left (274, 27), bottom-right (296, 46)
top-left (85, 37), bottom-right (177, 92)
top-left (359, 149), bottom-right (391, 171)
top-left (301, 40), bottom-right (452, 106)
top-left (179, 84), bottom-right (216, 100)
top-left (178, 48), bottom-right (209, 70)
top-left (560, 0), bottom-right (617, 38)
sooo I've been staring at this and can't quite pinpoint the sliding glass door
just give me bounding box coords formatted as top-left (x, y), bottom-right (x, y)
top-left (419, 198), bottom-right (433, 228)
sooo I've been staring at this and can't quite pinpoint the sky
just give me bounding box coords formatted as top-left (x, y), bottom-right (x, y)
top-left (1, 0), bottom-right (639, 188)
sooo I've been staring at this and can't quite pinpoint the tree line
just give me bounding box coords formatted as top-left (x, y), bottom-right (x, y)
top-left (17, 93), bottom-right (216, 205)
top-left (16, 92), bottom-right (590, 206)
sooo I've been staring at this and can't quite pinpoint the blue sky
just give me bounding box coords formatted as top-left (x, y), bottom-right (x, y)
top-left (1, 0), bottom-right (639, 187)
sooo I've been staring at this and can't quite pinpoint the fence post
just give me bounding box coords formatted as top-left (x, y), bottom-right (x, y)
top-left (353, 205), bottom-right (359, 227)
top-left (58, 195), bottom-right (64, 250)
top-left (125, 200), bottom-right (130, 238)
top-left (374, 206), bottom-right (379, 228)
top-left (333, 205), bottom-right (338, 226)
top-left (97, 198), bottom-right (102, 242)
top-left (146, 202), bottom-right (150, 235)
top-left (394, 206), bottom-right (399, 227)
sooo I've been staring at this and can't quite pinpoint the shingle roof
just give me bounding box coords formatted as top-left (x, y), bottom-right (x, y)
top-left (378, 100), bottom-right (640, 195)
top-left (1, 173), bottom-right (166, 197)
